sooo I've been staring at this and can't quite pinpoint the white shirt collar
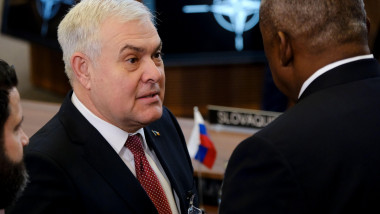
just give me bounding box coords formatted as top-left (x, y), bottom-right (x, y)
top-left (298, 54), bottom-right (374, 98)
top-left (71, 92), bottom-right (147, 153)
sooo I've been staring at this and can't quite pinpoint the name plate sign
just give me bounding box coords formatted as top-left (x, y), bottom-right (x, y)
top-left (208, 105), bottom-right (282, 129)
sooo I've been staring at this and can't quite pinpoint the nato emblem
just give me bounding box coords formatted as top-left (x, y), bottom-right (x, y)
top-left (35, 0), bottom-right (75, 36)
top-left (183, 0), bottom-right (261, 51)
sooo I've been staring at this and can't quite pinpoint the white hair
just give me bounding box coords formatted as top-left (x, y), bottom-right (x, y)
top-left (57, 0), bottom-right (153, 83)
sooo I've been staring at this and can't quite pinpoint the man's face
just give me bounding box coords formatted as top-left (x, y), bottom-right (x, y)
top-left (3, 88), bottom-right (29, 162)
top-left (0, 87), bottom-right (29, 208)
top-left (87, 17), bottom-right (165, 133)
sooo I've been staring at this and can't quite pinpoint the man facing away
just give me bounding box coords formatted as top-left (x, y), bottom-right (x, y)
top-left (8, 0), bottom-right (198, 213)
top-left (0, 59), bottom-right (29, 213)
top-left (220, 0), bottom-right (380, 213)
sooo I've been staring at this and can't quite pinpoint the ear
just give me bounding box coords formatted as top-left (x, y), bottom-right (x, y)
top-left (366, 17), bottom-right (371, 37)
top-left (71, 52), bottom-right (91, 90)
top-left (277, 31), bottom-right (293, 66)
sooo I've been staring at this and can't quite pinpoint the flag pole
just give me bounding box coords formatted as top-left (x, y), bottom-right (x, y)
top-left (196, 159), bottom-right (204, 209)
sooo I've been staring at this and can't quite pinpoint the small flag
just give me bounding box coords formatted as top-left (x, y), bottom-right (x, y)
top-left (152, 130), bottom-right (160, 136)
top-left (187, 106), bottom-right (217, 169)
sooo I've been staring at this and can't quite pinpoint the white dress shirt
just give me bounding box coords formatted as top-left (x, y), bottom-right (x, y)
top-left (298, 54), bottom-right (374, 98)
top-left (71, 93), bottom-right (179, 214)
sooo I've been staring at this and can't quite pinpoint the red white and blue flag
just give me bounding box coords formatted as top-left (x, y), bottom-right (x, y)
top-left (187, 107), bottom-right (217, 169)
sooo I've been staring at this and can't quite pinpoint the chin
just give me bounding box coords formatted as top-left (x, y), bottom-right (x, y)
top-left (150, 108), bottom-right (163, 121)
top-left (143, 106), bottom-right (163, 124)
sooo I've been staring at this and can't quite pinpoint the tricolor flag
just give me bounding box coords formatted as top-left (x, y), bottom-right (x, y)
top-left (187, 106), bottom-right (217, 169)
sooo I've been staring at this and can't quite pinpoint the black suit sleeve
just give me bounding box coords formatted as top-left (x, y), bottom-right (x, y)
top-left (219, 135), bottom-right (305, 214)
top-left (7, 151), bottom-right (83, 214)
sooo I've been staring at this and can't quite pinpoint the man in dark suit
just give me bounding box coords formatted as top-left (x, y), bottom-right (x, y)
top-left (0, 60), bottom-right (29, 213)
top-left (220, 0), bottom-right (380, 213)
top-left (7, 0), bottom-right (198, 213)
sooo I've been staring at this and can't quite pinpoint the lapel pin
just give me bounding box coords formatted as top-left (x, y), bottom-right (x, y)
top-left (152, 130), bottom-right (160, 136)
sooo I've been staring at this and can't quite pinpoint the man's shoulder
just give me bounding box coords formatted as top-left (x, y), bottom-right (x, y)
top-left (26, 113), bottom-right (73, 155)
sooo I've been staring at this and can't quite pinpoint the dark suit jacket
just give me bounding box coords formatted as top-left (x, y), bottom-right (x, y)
top-left (220, 59), bottom-right (380, 214)
top-left (7, 92), bottom-right (198, 214)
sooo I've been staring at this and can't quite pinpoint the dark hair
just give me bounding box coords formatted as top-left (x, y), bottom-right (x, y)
top-left (0, 59), bottom-right (18, 141)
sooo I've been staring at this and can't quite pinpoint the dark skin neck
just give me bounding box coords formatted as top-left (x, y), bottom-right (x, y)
top-left (290, 40), bottom-right (371, 101)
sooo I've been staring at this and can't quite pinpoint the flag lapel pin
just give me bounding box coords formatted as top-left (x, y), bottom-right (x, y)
top-left (152, 130), bottom-right (160, 136)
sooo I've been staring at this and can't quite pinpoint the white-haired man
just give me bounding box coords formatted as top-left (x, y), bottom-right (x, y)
top-left (8, 1), bottom-right (198, 213)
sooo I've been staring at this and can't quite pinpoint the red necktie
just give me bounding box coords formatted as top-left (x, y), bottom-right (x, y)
top-left (125, 134), bottom-right (173, 214)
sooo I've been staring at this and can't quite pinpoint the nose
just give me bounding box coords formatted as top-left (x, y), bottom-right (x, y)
top-left (20, 129), bottom-right (29, 146)
top-left (141, 59), bottom-right (163, 83)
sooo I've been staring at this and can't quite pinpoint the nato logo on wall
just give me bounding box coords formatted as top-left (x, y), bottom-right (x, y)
top-left (151, 0), bottom-right (265, 65)
top-left (1, 0), bottom-right (265, 66)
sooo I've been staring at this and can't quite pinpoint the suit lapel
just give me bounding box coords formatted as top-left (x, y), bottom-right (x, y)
top-left (58, 92), bottom-right (157, 214)
top-left (82, 139), bottom-right (157, 213)
top-left (144, 126), bottom-right (182, 191)
top-left (144, 125), bottom-right (188, 211)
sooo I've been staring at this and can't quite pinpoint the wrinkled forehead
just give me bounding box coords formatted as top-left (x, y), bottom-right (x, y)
top-left (98, 16), bottom-right (158, 41)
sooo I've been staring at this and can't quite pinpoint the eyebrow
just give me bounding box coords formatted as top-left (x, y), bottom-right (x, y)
top-left (119, 44), bottom-right (144, 55)
top-left (119, 41), bottom-right (163, 56)
top-left (155, 41), bottom-right (163, 53)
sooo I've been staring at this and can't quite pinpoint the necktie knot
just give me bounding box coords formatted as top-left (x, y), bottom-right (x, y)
top-left (125, 134), bottom-right (144, 156)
